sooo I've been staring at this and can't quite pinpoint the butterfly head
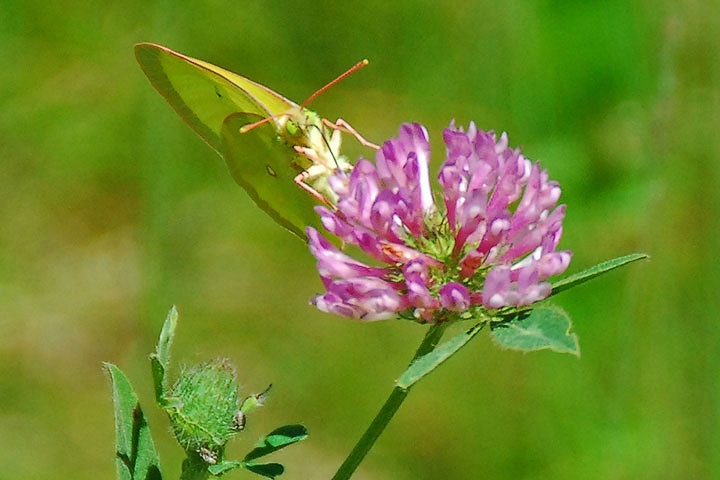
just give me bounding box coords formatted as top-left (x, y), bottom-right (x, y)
top-left (279, 108), bottom-right (350, 171)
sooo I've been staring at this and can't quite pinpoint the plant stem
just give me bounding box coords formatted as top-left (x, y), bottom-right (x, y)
top-left (331, 323), bottom-right (447, 480)
top-left (179, 453), bottom-right (211, 480)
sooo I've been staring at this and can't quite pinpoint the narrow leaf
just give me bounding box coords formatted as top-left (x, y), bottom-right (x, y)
top-left (208, 461), bottom-right (243, 475)
top-left (243, 425), bottom-right (308, 462)
top-left (396, 322), bottom-right (484, 389)
top-left (106, 363), bottom-right (163, 480)
top-left (490, 306), bottom-right (579, 356)
top-left (551, 253), bottom-right (649, 296)
top-left (150, 306), bottom-right (178, 406)
top-left (244, 462), bottom-right (285, 479)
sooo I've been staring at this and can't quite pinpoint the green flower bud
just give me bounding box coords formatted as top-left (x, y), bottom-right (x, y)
top-left (165, 358), bottom-right (240, 461)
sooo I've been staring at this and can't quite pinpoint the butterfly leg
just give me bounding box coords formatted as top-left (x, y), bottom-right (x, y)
top-left (323, 118), bottom-right (380, 150)
top-left (291, 151), bottom-right (334, 206)
top-left (293, 170), bottom-right (327, 204)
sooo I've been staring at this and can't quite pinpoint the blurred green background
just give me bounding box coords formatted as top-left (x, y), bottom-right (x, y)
top-left (1, 0), bottom-right (718, 478)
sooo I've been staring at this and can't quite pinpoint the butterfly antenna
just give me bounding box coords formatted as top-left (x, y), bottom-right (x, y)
top-left (301, 59), bottom-right (369, 109)
top-left (240, 112), bottom-right (292, 134)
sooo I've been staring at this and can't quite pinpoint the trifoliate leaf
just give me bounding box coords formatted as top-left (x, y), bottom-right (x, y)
top-left (243, 425), bottom-right (308, 462)
top-left (208, 460), bottom-right (243, 475)
top-left (551, 253), bottom-right (649, 296)
top-left (244, 462), bottom-right (285, 479)
top-left (490, 306), bottom-right (579, 356)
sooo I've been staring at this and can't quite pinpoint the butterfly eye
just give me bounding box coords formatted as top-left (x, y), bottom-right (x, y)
top-left (285, 119), bottom-right (300, 137)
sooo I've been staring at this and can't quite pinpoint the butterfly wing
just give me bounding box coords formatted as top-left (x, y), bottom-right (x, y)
top-left (135, 43), bottom-right (298, 154)
top-left (221, 113), bottom-right (320, 240)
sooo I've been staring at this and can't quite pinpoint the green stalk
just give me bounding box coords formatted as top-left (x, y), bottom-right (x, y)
top-left (331, 323), bottom-right (447, 480)
top-left (179, 453), bottom-right (211, 480)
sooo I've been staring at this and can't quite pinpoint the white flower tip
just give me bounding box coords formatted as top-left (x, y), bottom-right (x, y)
top-left (487, 293), bottom-right (506, 309)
